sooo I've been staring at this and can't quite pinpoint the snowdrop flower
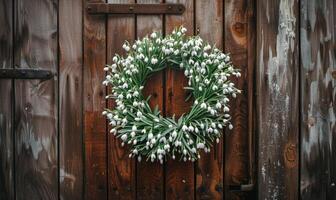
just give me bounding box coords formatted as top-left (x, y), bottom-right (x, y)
top-left (107, 113), bottom-right (113, 119)
top-left (133, 101), bottom-right (138, 107)
top-left (200, 103), bottom-right (207, 109)
top-left (223, 107), bottom-right (230, 112)
top-left (151, 58), bottom-right (158, 64)
top-left (102, 111), bottom-right (107, 115)
top-left (121, 134), bottom-right (128, 141)
top-left (148, 133), bottom-right (154, 140)
top-left (132, 125), bottom-right (137, 131)
top-left (215, 102), bottom-right (222, 109)
top-left (151, 32), bottom-right (157, 38)
top-left (197, 143), bottom-right (205, 149)
top-left (172, 130), bottom-right (177, 138)
top-left (229, 124), bottom-right (233, 130)
top-left (122, 44), bottom-right (130, 51)
top-left (182, 125), bottom-right (188, 131)
top-left (131, 131), bottom-right (135, 137)
top-left (136, 111), bottom-right (142, 117)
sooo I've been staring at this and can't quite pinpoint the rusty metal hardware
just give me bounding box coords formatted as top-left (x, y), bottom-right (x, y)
top-left (86, 3), bottom-right (185, 15)
top-left (0, 68), bottom-right (54, 80)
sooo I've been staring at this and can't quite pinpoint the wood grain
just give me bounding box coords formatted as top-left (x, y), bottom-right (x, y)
top-left (0, 0), bottom-right (14, 199)
top-left (224, 0), bottom-right (254, 199)
top-left (195, 1), bottom-right (224, 199)
top-left (300, 0), bottom-right (336, 199)
top-left (14, 0), bottom-right (58, 199)
top-left (136, 0), bottom-right (164, 199)
top-left (59, 0), bottom-right (83, 198)
top-left (84, 0), bottom-right (107, 199)
top-left (164, 0), bottom-right (195, 199)
top-left (107, 0), bottom-right (136, 199)
top-left (256, 0), bottom-right (299, 199)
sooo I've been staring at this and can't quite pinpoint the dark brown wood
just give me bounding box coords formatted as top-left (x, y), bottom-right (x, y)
top-left (165, 0), bottom-right (194, 199)
top-left (13, 0), bottom-right (58, 199)
top-left (224, 0), bottom-right (255, 199)
top-left (107, 0), bottom-right (136, 199)
top-left (0, 68), bottom-right (53, 80)
top-left (0, 0), bottom-right (14, 199)
top-left (256, 0), bottom-right (299, 199)
top-left (59, 0), bottom-right (83, 198)
top-left (136, 0), bottom-right (164, 199)
top-left (300, 0), bottom-right (336, 199)
top-left (87, 3), bottom-right (185, 15)
top-left (84, 0), bottom-right (107, 199)
top-left (195, 1), bottom-right (224, 199)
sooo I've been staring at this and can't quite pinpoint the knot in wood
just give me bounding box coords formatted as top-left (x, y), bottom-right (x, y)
top-left (284, 143), bottom-right (297, 168)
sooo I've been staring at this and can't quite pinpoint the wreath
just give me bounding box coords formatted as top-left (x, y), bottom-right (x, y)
top-left (102, 27), bottom-right (241, 163)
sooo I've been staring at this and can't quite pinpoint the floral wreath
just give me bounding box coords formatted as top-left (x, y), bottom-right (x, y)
top-left (102, 27), bottom-right (241, 163)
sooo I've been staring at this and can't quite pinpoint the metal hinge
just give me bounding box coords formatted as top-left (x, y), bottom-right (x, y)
top-left (0, 68), bottom-right (54, 80)
top-left (86, 3), bottom-right (185, 15)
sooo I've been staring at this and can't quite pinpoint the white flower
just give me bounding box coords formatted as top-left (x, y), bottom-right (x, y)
top-left (197, 143), bottom-right (205, 149)
top-left (223, 107), bottom-right (230, 112)
top-left (181, 27), bottom-right (187, 33)
top-left (182, 125), bottom-right (188, 131)
top-left (121, 134), bottom-right (127, 141)
top-left (136, 111), bottom-right (142, 117)
top-left (102, 111), bottom-right (107, 115)
top-left (150, 32), bottom-right (157, 38)
top-left (229, 124), bottom-right (233, 130)
top-left (113, 56), bottom-right (118, 63)
top-left (133, 91), bottom-right (139, 97)
top-left (148, 133), bottom-right (154, 140)
top-left (107, 113), bottom-right (113, 119)
top-left (131, 132), bottom-right (136, 137)
top-left (172, 130), bottom-right (177, 138)
top-left (200, 103), bottom-right (207, 109)
top-left (132, 125), bottom-right (137, 131)
top-left (133, 101), bottom-right (138, 107)
top-left (151, 58), bottom-right (158, 64)
top-left (194, 100), bottom-right (199, 105)
top-left (216, 138), bottom-right (220, 143)
top-left (216, 102), bottom-right (222, 109)
top-left (104, 67), bottom-right (109, 71)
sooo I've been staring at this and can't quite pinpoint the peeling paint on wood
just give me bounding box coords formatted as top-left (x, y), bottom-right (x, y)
top-left (0, 0), bottom-right (14, 199)
top-left (257, 0), bottom-right (299, 199)
top-left (14, 0), bottom-right (58, 199)
top-left (300, 0), bottom-right (336, 199)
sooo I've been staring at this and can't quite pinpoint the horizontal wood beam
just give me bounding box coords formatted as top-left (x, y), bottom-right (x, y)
top-left (86, 3), bottom-right (185, 14)
top-left (0, 68), bottom-right (54, 80)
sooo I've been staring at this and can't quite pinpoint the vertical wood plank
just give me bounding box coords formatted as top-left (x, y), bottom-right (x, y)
top-left (59, 0), bottom-right (83, 198)
top-left (224, 0), bottom-right (255, 199)
top-left (256, 0), bottom-right (299, 199)
top-left (165, 0), bottom-right (194, 199)
top-left (136, 0), bottom-right (164, 199)
top-left (0, 0), bottom-right (14, 199)
top-left (14, 0), bottom-right (58, 199)
top-left (195, 0), bottom-right (224, 199)
top-left (84, 0), bottom-right (107, 199)
top-left (300, 0), bottom-right (336, 199)
top-left (106, 0), bottom-right (136, 199)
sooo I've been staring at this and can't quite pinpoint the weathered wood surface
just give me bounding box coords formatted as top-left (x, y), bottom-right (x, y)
top-left (84, 0), bottom-right (107, 199)
top-left (135, 1), bottom-right (165, 199)
top-left (224, 0), bottom-right (255, 199)
top-left (107, 0), bottom-right (136, 199)
top-left (257, 0), bottom-right (299, 199)
top-left (0, 0), bottom-right (14, 199)
top-left (13, 0), bottom-right (58, 199)
top-left (195, 1), bottom-right (224, 199)
top-left (59, 0), bottom-right (83, 198)
top-left (300, 0), bottom-right (336, 199)
top-left (165, 0), bottom-right (195, 199)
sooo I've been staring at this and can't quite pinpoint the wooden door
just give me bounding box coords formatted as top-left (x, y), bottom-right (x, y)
top-left (83, 1), bottom-right (255, 199)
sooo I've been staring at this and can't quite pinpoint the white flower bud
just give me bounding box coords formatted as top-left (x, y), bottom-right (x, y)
top-left (121, 134), bottom-right (127, 141)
